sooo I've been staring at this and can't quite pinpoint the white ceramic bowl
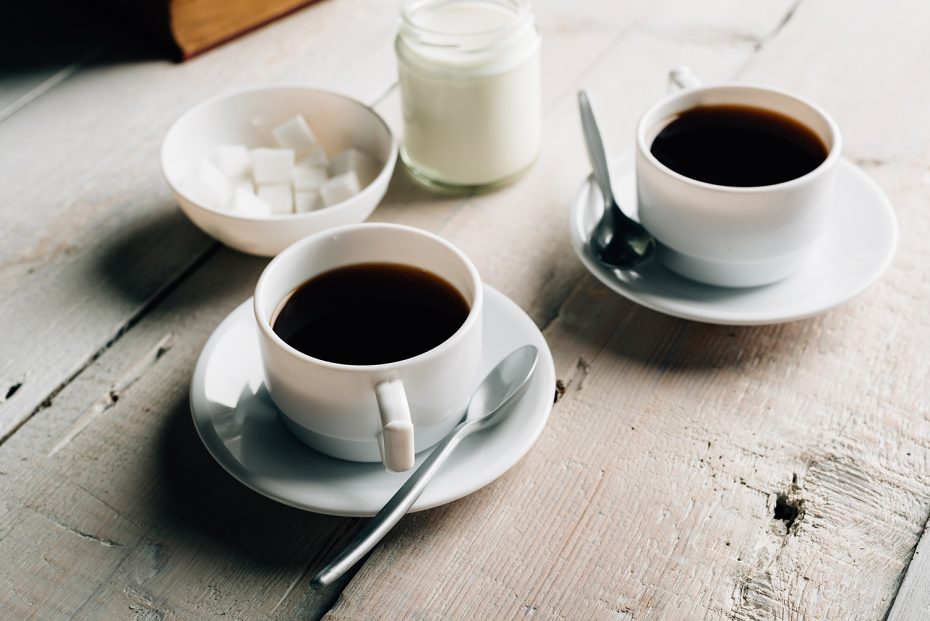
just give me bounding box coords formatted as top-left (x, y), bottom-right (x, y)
top-left (160, 86), bottom-right (397, 257)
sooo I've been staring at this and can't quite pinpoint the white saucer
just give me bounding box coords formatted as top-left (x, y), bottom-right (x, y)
top-left (569, 152), bottom-right (898, 325)
top-left (190, 286), bottom-right (555, 517)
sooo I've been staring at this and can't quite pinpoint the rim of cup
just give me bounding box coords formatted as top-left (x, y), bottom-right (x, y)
top-left (160, 85), bottom-right (398, 223)
top-left (253, 222), bottom-right (483, 372)
top-left (635, 83), bottom-right (842, 194)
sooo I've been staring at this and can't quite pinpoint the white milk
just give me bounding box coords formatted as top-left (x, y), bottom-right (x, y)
top-left (396, 0), bottom-right (541, 188)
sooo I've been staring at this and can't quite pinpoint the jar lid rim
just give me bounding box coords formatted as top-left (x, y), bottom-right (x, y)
top-left (400, 0), bottom-right (533, 41)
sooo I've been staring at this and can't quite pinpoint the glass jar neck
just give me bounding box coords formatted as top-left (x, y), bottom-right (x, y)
top-left (397, 0), bottom-right (538, 75)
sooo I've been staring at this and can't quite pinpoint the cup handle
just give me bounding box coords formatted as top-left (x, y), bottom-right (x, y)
top-left (669, 66), bottom-right (702, 92)
top-left (374, 379), bottom-right (415, 472)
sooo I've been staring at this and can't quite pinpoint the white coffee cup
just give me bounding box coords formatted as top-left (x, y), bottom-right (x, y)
top-left (635, 69), bottom-right (842, 287)
top-left (254, 223), bottom-right (483, 472)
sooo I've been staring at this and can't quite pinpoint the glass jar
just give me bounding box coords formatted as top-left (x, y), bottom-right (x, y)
top-left (395, 0), bottom-right (542, 190)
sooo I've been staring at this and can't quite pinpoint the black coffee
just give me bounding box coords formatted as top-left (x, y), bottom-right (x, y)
top-left (650, 104), bottom-right (828, 187)
top-left (272, 262), bottom-right (470, 366)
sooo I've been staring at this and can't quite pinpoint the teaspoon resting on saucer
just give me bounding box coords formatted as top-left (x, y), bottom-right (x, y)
top-left (311, 344), bottom-right (539, 588)
top-left (578, 90), bottom-right (655, 270)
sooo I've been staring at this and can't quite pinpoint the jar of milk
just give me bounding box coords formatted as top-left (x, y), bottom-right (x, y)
top-left (395, 0), bottom-right (542, 189)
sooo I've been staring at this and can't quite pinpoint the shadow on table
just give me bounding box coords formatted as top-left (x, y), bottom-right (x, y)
top-left (2, 0), bottom-right (167, 82)
top-left (562, 273), bottom-right (822, 372)
top-left (92, 206), bottom-right (205, 305)
top-left (155, 395), bottom-right (364, 612)
top-left (92, 206), bottom-right (269, 312)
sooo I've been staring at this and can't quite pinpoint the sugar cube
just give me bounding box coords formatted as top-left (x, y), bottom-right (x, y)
top-left (215, 144), bottom-right (251, 178)
top-left (258, 183), bottom-right (294, 215)
top-left (233, 187), bottom-right (272, 217)
top-left (272, 115), bottom-right (319, 154)
top-left (190, 159), bottom-right (232, 208)
top-left (230, 176), bottom-right (254, 194)
top-left (299, 144), bottom-right (330, 169)
top-left (329, 148), bottom-right (379, 186)
top-left (295, 190), bottom-right (324, 213)
top-left (292, 164), bottom-right (328, 191)
top-left (321, 171), bottom-right (361, 207)
top-left (251, 148), bottom-right (295, 184)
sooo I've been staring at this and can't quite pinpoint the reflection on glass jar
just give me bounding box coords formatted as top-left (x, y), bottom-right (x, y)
top-left (396, 0), bottom-right (542, 190)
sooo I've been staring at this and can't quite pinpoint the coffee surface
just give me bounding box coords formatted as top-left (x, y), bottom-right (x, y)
top-left (272, 262), bottom-right (470, 365)
top-left (650, 104), bottom-right (828, 187)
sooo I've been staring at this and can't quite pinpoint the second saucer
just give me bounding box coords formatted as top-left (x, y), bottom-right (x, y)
top-left (569, 152), bottom-right (898, 325)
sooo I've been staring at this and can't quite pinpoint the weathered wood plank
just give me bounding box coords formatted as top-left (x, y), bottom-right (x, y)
top-left (718, 3), bottom-right (930, 616)
top-left (321, 0), bottom-right (930, 619)
top-left (889, 513), bottom-right (930, 621)
top-left (0, 250), bottom-right (364, 620)
top-left (1, 0), bottom-right (928, 619)
top-left (0, 1), bottom-right (694, 618)
top-left (0, 0), bottom-right (401, 443)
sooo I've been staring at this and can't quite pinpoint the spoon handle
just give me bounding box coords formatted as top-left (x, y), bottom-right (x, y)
top-left (311, 423), bottom-right (468, 587)
top-left (577, 90), bottom-right (615, 205)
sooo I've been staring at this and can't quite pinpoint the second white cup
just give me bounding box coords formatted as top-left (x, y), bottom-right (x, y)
top-left (636, 74), bottom-right (842, 287)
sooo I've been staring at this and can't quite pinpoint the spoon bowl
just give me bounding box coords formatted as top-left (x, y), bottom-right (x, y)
top-left (578, 90), bottom-right (656, 269)
top-left (462, 344), bottom-right (539, 430)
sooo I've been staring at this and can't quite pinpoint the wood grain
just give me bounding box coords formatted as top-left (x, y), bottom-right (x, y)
top-left (0, 0), bottom-right (400, 443)
top-left (326, 0), bottom-right (930, 619)
top-left (0, 0), bottom-right (928, 619)
top-left (0, 250), bottom-right (359, 620)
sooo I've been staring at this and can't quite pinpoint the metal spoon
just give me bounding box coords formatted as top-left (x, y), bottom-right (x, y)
top-left (311, 344), bottom-right (540, 588)
top-left (578, 90), bottom-right (655, 269)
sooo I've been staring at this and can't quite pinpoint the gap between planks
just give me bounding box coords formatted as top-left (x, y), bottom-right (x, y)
top-left (47, 332), bottom-right (175, 457)
top-left (0, 243), bottom-right (220, 446)
top-left (0, 44), bottom-right (109, 125)
top-left (886, 509), bottom-right (930, 620)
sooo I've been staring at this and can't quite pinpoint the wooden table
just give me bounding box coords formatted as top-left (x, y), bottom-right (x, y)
top-left (2, 0), bottom-right (929, 618)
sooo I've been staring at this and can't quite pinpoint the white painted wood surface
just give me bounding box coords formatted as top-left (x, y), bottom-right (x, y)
top-left (889, 513), bottom-right (930, 621)
top-left (1, 0), bottom-right (928, 619)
